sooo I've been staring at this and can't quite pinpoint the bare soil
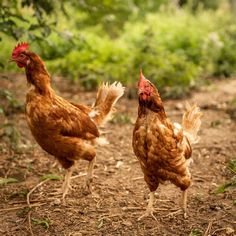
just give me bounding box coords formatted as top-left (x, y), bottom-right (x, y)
top-left (0, 74), bottom-right (235, 236)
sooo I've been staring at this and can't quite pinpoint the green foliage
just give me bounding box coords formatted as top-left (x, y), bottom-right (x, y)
top-left (43, 7), bottom-right (236, 97)
top-left (210, 120), bottom-right (221, 128)
top-left (16, 206), bottom-right (31, 218)
top-left (189, 228), bottom-right (202, 236)
top-left (40, 174), bottom-right (62, 181)
top-left (227, 97), bottom-right (236, 120)
top-left (0, 0), bottom-right (61, 40)
top-left (1, 1), bottom-right (236, 97)
top-left (0, 89), bottom-right (24, 115)
top-left (69, 0), bottom-right (169, 36)
top-left (32, 218), bottom-right (51, 229)
top-left (0, 177), bottom-right (18, 185)
top-left (9, 189), bottom-right (29, 199)
top-left (0, 122), bottom-right (21, 151)
top-left (215, 176), bottom-right (236, 194)
top-left (228, 159), bottom-right (236, 173)
top-left (215, 159), bottom-right (236, 194)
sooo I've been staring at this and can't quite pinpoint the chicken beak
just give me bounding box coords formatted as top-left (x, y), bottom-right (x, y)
top-left (138, 88), bottom-right (144, 95)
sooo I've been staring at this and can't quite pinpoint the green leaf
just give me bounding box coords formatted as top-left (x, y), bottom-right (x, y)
top-left (32, 218), bottom-right (51, 229)
top-left (215, 176), bottom-right (236, 194)
top-left (189, 228), bottom-right (202, 236)
top-left (0, 177), bottom-right (18, 185)
top-left (228, 159), bottom-right (236, 173)
top-left (0, 107), bottom-right (4, 115)
top-left (210, 120), bottom-right (221, 128)
top-left (215, 184), bottom-right (226, 194)
top-left (16, 207), bottom-right (31, 218)
top-left (10, 189), bottom-right (29, 199)
top-left (41, 174), bottom-right (62, 181)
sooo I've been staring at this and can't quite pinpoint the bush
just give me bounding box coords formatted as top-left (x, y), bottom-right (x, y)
top-left (1, 3), bottom-right (236, 97)
top-left (44, 7), bottom-right (236, 97)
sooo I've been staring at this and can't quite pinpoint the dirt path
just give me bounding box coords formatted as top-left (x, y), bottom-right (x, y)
top-left (0, 75), bottom-right (235, 236)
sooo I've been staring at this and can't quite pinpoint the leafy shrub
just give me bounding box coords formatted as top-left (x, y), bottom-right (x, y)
top-left (1, 3), bottom-right (236, 97)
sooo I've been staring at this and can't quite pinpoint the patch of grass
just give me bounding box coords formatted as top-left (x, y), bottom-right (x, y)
top-left (210, 120), bottom-right (221, 128)
top-left (0, 177), bottom-right (18, 185)
top-left (0, 122), bottom-right (21, 151)
top-left (227, 97), bottom-right (236, 120)
top-left (9, 189), bottom-right (29, 199)
top-left (40, 174), bottom-right (62, 181)
top-left (32, 218), bottom-right (51, 229)
top-left (0, 89), bottom-right (24, 115)
top-left (215, 159), bottom-right (236, 194)
top-left (189, 228), bottom-right (202, 236)
top-left (228, 159), bottom-right (236, 173)
top-left (0, 106), bottom-right (4, 115)
top-left (16, 206), bottom-right (31, 218)
top-left (215, 176), bottom-right (236, 194)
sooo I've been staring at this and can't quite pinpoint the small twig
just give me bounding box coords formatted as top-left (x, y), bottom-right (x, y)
top-left (122, 206), bottom-right (170, 211)
top-left (71, 173), bottom-right (87, 179)
top-left (204, 218), bottom-right (214, 236)
top-left (27, 179), bottom-right (50, 205)
top-left (28, 211), bottom-right (34, 236)
top-left (132, 176), bottom-right (143, 181)
top-left (26, 179), bottom-right (50, 236)
top-left (212, 227), bottom-right (227, 235)
top-left (222, 219), bottom-right (236, 224)
top-left (156, 199), bottom-right (173, 202)
top-left (8, 199), bottom-right (42, 205)
top-left (99, 213), bottom-right (122, 219)
top-left (0, 203), bottom-right (46, 212)
top-left (122, 206), bottom-right (145, 211)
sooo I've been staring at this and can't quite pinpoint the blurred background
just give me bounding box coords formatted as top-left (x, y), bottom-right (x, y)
top-left (0, 2), bottom-right (236, 235)
top-left (0, 0), bottom-right (236, 97)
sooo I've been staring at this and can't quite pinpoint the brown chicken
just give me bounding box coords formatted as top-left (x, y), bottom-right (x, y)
top-left (133, 70), bottom-right (202, 220)
top-left (11, 42), bottom-right (125, 200)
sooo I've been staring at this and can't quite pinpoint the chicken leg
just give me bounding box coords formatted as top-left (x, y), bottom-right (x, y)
top-left (167, 189), bottom-right (188, 218)
top-left (61, 167), bottom-right (73, 202)
top-left (138, 191), bottom-right (157, 221)
top-left (180, 190), bottom-right (188, 218)
top-left (85, 156), bottom-right (96, 193)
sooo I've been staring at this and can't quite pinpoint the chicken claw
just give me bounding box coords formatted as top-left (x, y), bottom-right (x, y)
top-left (138, 207), bottom-right (157, 221)
top-left (85, 176), bottom-right (93, 193)
top-left (83, 156), bottom-right (96, 194)
top-left (61, 167), bottom-right (73, 202)
top-left (138, 191), bottom-right (157, 221)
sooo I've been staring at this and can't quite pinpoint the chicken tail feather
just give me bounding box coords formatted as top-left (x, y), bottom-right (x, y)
top-left (89, 82), bottom-right (125, 126)
top-left (182, 103), bottom-right (202, 144)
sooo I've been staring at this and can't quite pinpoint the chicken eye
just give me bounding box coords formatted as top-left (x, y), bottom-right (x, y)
top-left (19, 54), bottom-right (25, 58)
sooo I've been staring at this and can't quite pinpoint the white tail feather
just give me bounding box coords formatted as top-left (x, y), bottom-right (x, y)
top-left (91, 81), bottom-right (125, 126)
top-left (182, 103), bottom-right (202, 144)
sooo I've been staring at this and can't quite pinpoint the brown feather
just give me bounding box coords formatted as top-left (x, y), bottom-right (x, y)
top-left (133, 81), bottom-right (201, 193)
top-left (22, 51), bottom-right (124, 170)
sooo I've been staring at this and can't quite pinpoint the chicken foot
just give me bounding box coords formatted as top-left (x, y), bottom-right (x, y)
top-left (166, 190), bottom-right (188, 218)
top-left (138, 191), bottom-right (157, 221)
top-left (61, 167), bottom-right (73, 202)
top-left (85, 156), bottom-right (96, 193)
top-left (180, 189), bottom-right (188, 218)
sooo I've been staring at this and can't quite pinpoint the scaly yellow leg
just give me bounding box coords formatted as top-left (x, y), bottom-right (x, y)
top-left (85, 156), bottom-right (96, 193)
top-left (138, 192), bottom-right (157, 221)
top-left (61, 167), bottom-right (73, 202)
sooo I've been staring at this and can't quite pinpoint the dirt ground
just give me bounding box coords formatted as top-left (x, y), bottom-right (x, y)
top-left (0, 74), bottom-right (235, 236)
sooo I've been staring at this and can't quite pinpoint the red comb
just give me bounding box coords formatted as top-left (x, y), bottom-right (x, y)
top-left (12, 42), bottom-right (29, 58)
top-left (139, 68), bottom-right (146, 87)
